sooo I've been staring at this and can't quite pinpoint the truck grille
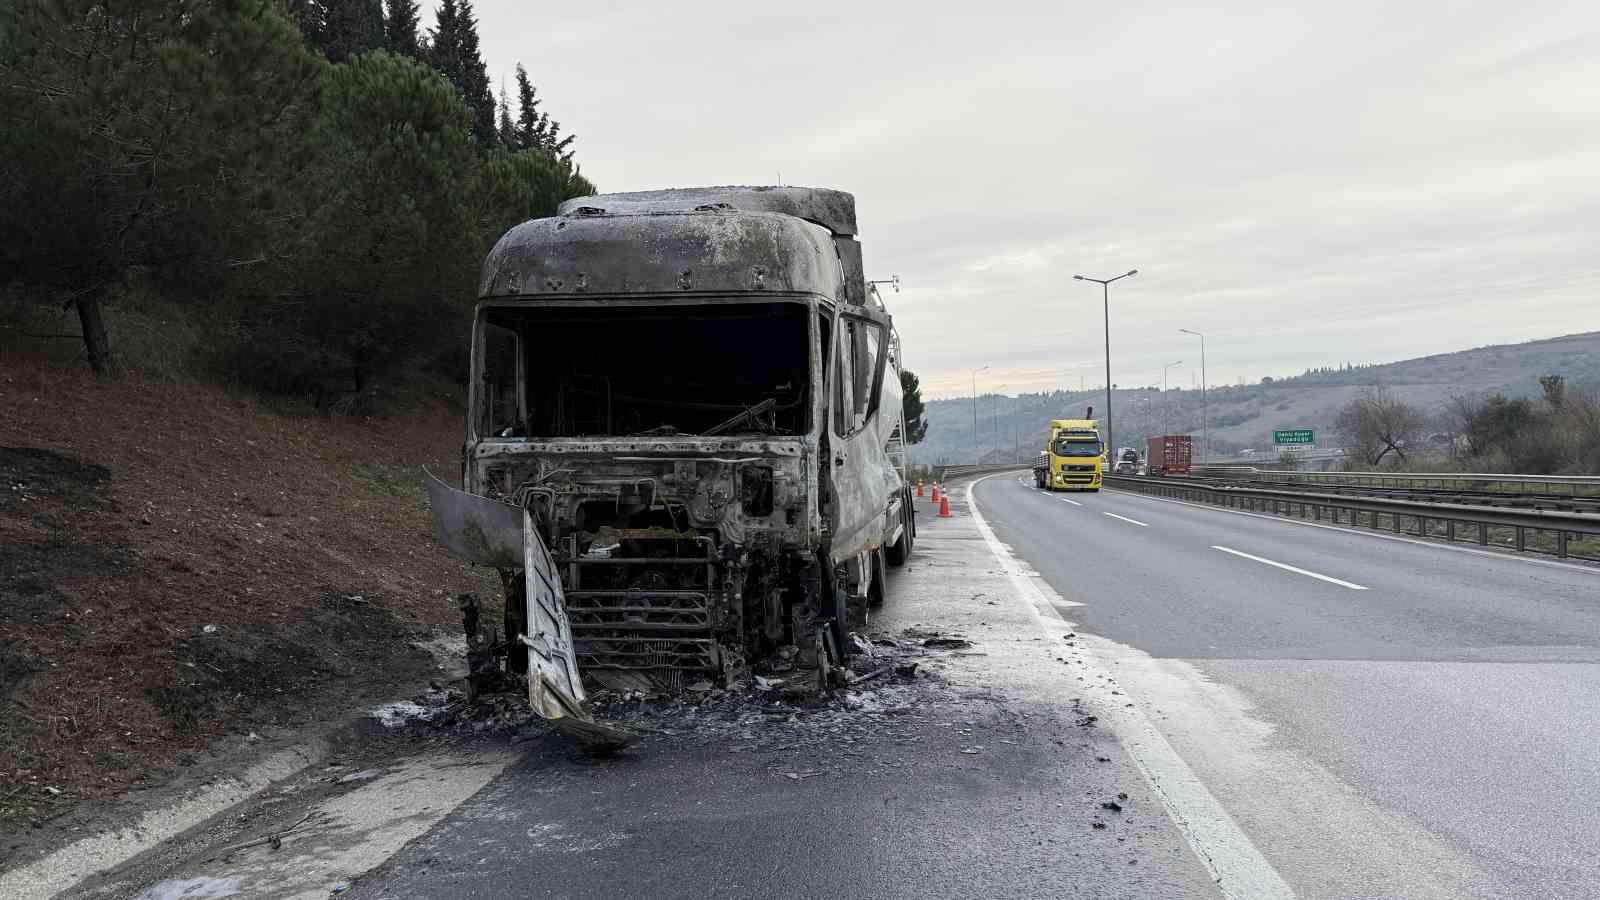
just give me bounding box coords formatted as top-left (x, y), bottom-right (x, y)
top-left (561, 533), bottom-right (728, 673)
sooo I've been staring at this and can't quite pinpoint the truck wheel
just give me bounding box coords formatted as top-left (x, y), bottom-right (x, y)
top-left (869, 549), bottom-right (888, 605)
top-left (887, 506), bottom-right (912, 566)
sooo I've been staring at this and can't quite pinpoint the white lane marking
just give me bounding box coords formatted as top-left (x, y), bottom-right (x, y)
top-left (1103, 511), bottom-right (1149, 527)
top-left (1059, 497), bottom-right (1083, 506)
top-left (969, 476), bottom-right (1295, 899)
top-left (1211, 545), bottom-right (1368, 590)
top-left (1102, 487), bottom-right (1600, 577)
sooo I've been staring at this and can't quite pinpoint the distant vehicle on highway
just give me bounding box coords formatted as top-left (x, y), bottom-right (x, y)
top-left (1113, 446), bottom-right (1139, 475)
top-left (1148, 435), bottom-right (1193, 476)
top-left (1037, 409), bottom-right (1103, 491)
top-left (1240, 448), bottom-right (1257, 456)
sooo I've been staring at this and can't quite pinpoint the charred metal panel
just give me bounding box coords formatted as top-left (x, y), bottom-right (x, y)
top-left (834, 237), bottom-right (866, 306)
top-left (425, 469), bottom-right (523, 568)
top-left (523, 508), bottom-right (587, 717)
top-left (479, 211), bottom-right (841, 300)
top-left (558, 186), bottom-right (858, 237)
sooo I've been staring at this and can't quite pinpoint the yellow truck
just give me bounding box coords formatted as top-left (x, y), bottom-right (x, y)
top-left (1032, 411), bottom-right (1104, 492)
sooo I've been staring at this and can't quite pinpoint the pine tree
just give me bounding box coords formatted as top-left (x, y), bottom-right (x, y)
top-left (427, 0), bottom-right (463, 86)
top-left (385, 0), bottom-right (421, 57)
top-left (513, 64), bottom-right (544, 150)
top-left (497, 82), bottom-right (516, 147)
top-left (512, 64), bottom-right (577, 159)
top-left (427, 0), bottom-right (496, 145)
top-left (901, 370), bottom-right (929, 444)
top-left (320, 0), bottom-right (385, 63)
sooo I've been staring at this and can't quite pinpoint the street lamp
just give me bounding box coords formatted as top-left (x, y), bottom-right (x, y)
top-left (971, 365), bottom-right (989, 463)
top-left (1163, 359), bottom-right (1183, 438)
top-left (1073, 270), bottom-right (1138, 459)
top-left (993, 384), bottom-right (1005, 464)
top-left (1179, 328), bottom-right (1207, 463)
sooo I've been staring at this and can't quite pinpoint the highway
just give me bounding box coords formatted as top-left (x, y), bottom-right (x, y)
top-left (974, 473), bottom-right (1600, 899)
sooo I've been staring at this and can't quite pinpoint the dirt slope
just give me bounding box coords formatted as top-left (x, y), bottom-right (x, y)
top-left (0, 363), bottom-right (496, 856)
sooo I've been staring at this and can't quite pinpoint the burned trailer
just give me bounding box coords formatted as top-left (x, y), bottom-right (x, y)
top-left (436, 186), bottom-right (915, 698)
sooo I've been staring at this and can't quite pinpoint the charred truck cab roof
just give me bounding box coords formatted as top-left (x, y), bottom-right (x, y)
top-left (445, 186), bottom-right (906, 695)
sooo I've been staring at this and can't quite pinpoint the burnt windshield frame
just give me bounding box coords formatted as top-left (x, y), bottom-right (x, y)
top-left (470, 295), bottom-right (818, 441)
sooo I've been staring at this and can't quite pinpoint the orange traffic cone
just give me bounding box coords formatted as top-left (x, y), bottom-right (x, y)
top-left (938, 492), bottom-right (952, 517)
top-left (931, 483), bottom-right (940, 504)
top-left (916, 480), bottom-right (924, 497)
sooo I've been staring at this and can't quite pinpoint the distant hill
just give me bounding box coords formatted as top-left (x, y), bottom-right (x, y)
top-left (909, 331), bottom-right (1600, 464)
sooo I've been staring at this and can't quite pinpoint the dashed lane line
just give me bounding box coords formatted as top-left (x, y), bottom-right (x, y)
top-left (1211, 545), bottom-right (1369, 590)
top-left (1103, 511), bottom-right (1149, 527)
top-left (1059, 497), bottom-right (1083, 506)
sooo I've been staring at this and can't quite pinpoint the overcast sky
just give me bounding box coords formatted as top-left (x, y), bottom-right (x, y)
top-left (462, 0), bottom-right (1599, 399)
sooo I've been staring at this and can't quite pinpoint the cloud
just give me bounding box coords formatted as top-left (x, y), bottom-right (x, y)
top-left (463, 0), bottom-right (1600, 396)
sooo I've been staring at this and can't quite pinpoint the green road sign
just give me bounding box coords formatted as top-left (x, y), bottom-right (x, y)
top-left (1273, 429), bottom-right (1314, 445)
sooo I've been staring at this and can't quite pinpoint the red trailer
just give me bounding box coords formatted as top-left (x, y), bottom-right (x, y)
top-left (1147, 435), bottom-right (1193, 476)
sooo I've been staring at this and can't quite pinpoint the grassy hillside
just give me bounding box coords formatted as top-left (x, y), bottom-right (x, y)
top-left (911, 331), bottom-right (1600, 463)
top-left (0, 361), bottom-right (496, 843)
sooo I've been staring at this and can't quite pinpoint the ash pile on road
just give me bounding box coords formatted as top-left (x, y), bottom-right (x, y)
top-left (365, 628), bottom-right (978, 751)
top-left (583, 628), bottom-right (975, 752)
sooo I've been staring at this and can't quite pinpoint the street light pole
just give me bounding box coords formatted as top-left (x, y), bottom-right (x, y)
top-left (993, 384), bottom-right (1005, 464)
top-left (971, 365), bottom-right (989, 463)
top-left (1163, 359), bottom-right (1183, 438)
top-left (1073, 270), bottom-right (1138, 459)
top-left (1180, 329), bottom-right (1207, 463)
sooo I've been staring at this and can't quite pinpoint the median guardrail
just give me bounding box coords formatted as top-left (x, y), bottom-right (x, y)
top-left (1190, 467), bottom-right (1600, 500)
top-left (1104, 474), bottom-right (1600, 562)
top-left (938, 463), bottom-right (1032, 482)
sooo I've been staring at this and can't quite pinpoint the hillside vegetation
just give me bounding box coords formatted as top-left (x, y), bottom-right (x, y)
top-left (911, 331), bottom-right (1600, 464)
top-left (2, 0), bottom-right (592, 407)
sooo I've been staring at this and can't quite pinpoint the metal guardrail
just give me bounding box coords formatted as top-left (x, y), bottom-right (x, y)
top-left (1104, 474), bottom-right (1600, 561)
top-left (1191, 466), bottom-right (1600, 498)
top-left (938, 462), bottom-right (1031, 482)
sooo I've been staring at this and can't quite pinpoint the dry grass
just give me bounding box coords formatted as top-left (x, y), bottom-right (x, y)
top-left (0, 359), bottom-right (497, 841)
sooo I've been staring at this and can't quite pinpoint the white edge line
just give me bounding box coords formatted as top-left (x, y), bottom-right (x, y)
top-left (1211, 545), bottom-right (1369, 590)
top-left (1103, 511), bottom-right (1149, 527)
top-left (1102, 486), bottom-right (1600, 577)
top-left (968, 475), bottom-right (1295, 899)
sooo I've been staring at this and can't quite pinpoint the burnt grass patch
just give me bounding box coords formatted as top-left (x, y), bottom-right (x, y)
top-left (0, 371), bottom-right (498, 859)
top-left (145, 593), bottom-right (431, 735)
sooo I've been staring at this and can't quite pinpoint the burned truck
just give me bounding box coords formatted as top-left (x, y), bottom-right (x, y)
top-left (429, 186), bottom-right (915, 713)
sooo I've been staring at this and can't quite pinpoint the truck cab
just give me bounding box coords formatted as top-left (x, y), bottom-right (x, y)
top-left (442, 186), bottom-right (913, 691)
top-left (1043, 417), bottom-right (1103, 491)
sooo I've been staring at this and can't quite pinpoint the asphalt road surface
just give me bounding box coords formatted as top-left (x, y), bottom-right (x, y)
top-left (333, 496), bottom-right (1223, 900)
top-left (976, 473), bottom-right (1600, 899)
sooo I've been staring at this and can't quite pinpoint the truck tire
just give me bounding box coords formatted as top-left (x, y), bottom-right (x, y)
top-left (869, 548), bottom-right (888, 606)
top-left (887, 505), bottom-right (912, 566)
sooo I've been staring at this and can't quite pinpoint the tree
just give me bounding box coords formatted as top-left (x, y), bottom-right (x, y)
top-left (901, 369), bottom-right (928, 444)
top-left (0, 0), bottom-right (323, 374)
top-left (511, 64), bottom-right (576, 158)
top-left (1335, 384), bottom-right (1423, 465)
top-left (320, 0), bottom-right (385, 63)
top-left (512, 64), bottom-right (545, 150)
top-left (385, 0), bottom-right (422, 57)
top-left (239, 50), bottom-right (483, 396)
top-left (427, 0), bottom-right (496, 146)
top-left (1540, 374), bottom-right (1566, 409)
top-left (496, 82), bottom-right (516, 147)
